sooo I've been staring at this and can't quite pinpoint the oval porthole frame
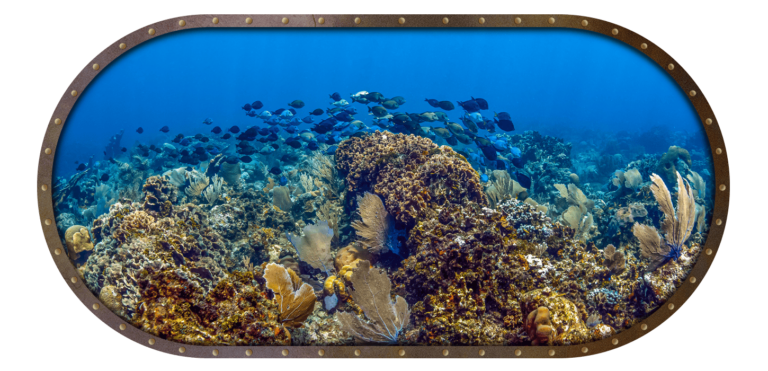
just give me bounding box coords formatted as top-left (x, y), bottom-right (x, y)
top-left (37, 14), bottom-right (729, 358)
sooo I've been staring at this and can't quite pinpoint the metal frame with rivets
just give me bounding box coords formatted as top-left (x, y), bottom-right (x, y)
top-left (37, 14), bottom-right (729, 358)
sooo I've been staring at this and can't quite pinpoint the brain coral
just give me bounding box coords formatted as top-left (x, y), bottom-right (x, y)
top-left (336, 131), bottom-right (486, 228)
top-left (656, 146), bottom-right (692, 184)
top-left (64, 225), bottom-right (94, 260)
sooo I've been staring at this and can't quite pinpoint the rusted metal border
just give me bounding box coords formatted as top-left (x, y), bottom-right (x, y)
top-left (37, 14), bottom-right (729, 358)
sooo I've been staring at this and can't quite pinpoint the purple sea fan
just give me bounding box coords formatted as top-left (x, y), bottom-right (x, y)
top-left (336, 260), bottom-right (410, 343)
top-left (632, 171), bottom-right (697, 273)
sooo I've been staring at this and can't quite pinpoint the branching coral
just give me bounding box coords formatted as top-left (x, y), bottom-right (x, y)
top-left (351, 192), bottom-right (399, 254)
top-left (336, 260), bottom-right (410, 343)
top-left (633, 171), bottom-right (696, 273)
top-left (203, 174), bottom-right (223, 205)
top-left (184, 170), bottom-right (209, 197)
top-left (263, 263), bottom-right (317, 328)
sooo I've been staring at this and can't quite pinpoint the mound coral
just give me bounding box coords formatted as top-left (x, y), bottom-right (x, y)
top-left (525, 307), bottom-right (554, 345)
top-left (64, 225), bottom-right (94, 260)
top-left (656, 146), bottom-right (692, 184)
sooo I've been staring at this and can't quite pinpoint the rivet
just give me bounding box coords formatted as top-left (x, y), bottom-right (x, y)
top-left (641, 324), bottom-right (648, 330)
top-left (148, 28), bottom-right (155, 35)
top-left (318, 17), bottom-right (325, 24)
top-left (318, 349), bottom-right (325, 356)
top-left (148, 338), bottom-right (155, 345)
top-left (668, 63), bottom-right (674, 70)
top-left (715, 148), bottom-right (722, 155)
top-left (581, 347), bottom-right (588, 353)
top-left (179, 347), bottom-right (185, 354)
top-left (398, 349), bottom-right (405, 356)
top-left (54, 248), bottom-right (61, 255)
top-left (515, 349), bottom-right (522, 356)
top-left (548, 349), bottom-right (555, 356)
top-left (92, 303), bottom-right (100, 310)
top-left (612, 338), bottom-right (619, 345)
top-left (212, 349), bottom-right (219, 356)
top-left (246, 17), bottom-right (253, 24)
top-left (442, 349), bottom-right (449, 356)
top-left (641, 43), bottom-right (648, 49)
top-left (54, 118), bottom-right (62, 125)
top-left (282, 17), bottom-right (289, 24)
top-left (398, 17), bottom-right (405, 25)
top-left (45, 148), bottom-right (52, 155)
top-left (689, 90), bottom-right (697, 97)
top-left (44, 218), bottom-right (52, 225)
top-left (479, 17), bottom-right (485, 24)
top-left (212, 17), bottom-right (219, 24)
top-left (478, 349), bottom-right (485, 356)
top-left (668, 303), bottom-right (675, 310)
top-left (92, 64), bottom-right (100, 71)
top-left (514, 17), bottom-right (522, 24)
top-left (70, 276), bottom-right (77, 283)
top-left (354, 17), bottom-right (361, 25)
top-left (119, 42), bottom-right (126, 49)
top-left (178, 20), bottom-right (186, 27)
top-left (706, 248), bottom-right (713, 255)
top-left (612, 28), bottom-right (619, 35)
top-left (119, 324), bottom-right (126, 330)
top-left (690, 276), bottom-right (697, 284)
top-left (442, 17), bottom-right (449, 24)
top-left (705, 118), bottom-right (713, 125)
top-left (716, 218), bottom-right (722, 226)
top-left (355, 349), bottom-right (361, 356)
top-left (245, 349), bottom-right (252, 356)
top-left (548, 17), bottom-right (555, 24)
top-left (719, 184), bottom-right (726, 191)
top-left (282, 349), bottom-right (288, 356)
top-left (581, 20), bottom-right (588, 26)
top-left (71, 90), bottom-right (78, 97)
top-left (42, 184), bottom-right (48, 191)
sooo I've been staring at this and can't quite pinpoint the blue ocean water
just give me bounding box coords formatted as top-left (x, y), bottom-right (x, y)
top-left (54, 27), bottom-right (705, 178)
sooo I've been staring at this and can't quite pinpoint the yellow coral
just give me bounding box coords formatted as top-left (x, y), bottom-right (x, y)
top-left (65, 225), bottom-right (94, 259)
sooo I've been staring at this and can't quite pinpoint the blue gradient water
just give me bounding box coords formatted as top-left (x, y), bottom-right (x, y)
top-left (54, 28), bottom-right (705, 178)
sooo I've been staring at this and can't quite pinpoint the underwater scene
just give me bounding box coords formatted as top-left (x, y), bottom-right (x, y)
top-left (52, 28), bottom-right (714, 346)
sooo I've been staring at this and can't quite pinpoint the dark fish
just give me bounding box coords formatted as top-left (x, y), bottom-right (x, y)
top-left (100, 174), bottom-right (110, 182)
top-left (180, 138), bottom-right (190, 146)
top-left (271, 143), bottom-right (279, 149)
top-left (514, 172), bottom-right (532, 189)
top-left (266, 132), bottom-right (278, 142)
top-left (438, 101), bottom-right (455, 111)
top-left (108, 158), bottom-right (117, 164)
top-left (368, 106), bottom-right (388, 118)
top-left (301, 116), bottom-right (314, 123)
top-left (200, 137), bottom-right (209, 143)
top-left (228, 126), bottom-right (240, 133)
top-left (325, 145), bottom-right (338, 155)
top-left (511, 157), bottom-right (526, 168)
top-left (159, 126), bottom-right (170, 133)
top-left (286, 139), bottom-right (302, 149)
top-left (333, 111), bottom-right (354, 122)
top-left (312, 118), bottom-right (337, 134)
top-left (494, 117), bottom-right (515, 131)
top-left (76, 163), bottom-right (86, 171)
top-left (457, 99), bottom-right (480, 113)
top-left (242, 103), bottom-right (252, 111)
top-left (257, 128), bottom-right (269, 136)
top-left (288, 108), bottom-right (297, 115)
top-left (269, 167), bottom-right (282, 175)
top-left (381, 100), bottom-right (399, 109)
top-left (285, 126), bottom-right (298, 134)
top-left (307, 141), bottom-right (319, 150)
top-left (472, 97), bottom-right (489, 110)
top-left (474, 137), bottom-right (491, 147)
top-left (194, 134), bottom-right (203, 139)
top-left (425, 98), bottom-right (440, 107)
top-left (455, 134), bottom-right (472, 145)
top-left (310, 108), bottom-right (324, 116)
top-left (246, 110), bottom-right (257, 117)
top-left (194, 147), bottom-right (206, 155)
top-left (366, 92), bottom-right (385, 102)
top-left (480, 145), bottom-right (498, 161)
top-left (288, 100), bottom-right (304, 108)
top-left (202, 117), bottom-right (213, 125)
top-left (496, 160), bottom-right (506, 170)
top-left (391, 96), bottom-right (406, 105)
top-left (222, 133), bottom-right (232, 139)
top-left (211, 126), bottom-right (222, 134)
top-left (240, 156), bottom-right (253, 163)
top-left (172, 134), bottom-right (183, 143)
top-left (326, 107), bottom-right (344, 115)
top-left (445, 136), bottom-right (458, 146)
top-left (225, 156), bottom-right (239, 164)
top-left (136, 127), bottom-right (144, 134)
top-left (121, 147), bottom-right (127, 152)
top-left (251, 101), bottom-right (264, 109)
top-left (279, 176), bottom-right (288, 186)
top-left (329, 92), bottom-right (342, 102)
